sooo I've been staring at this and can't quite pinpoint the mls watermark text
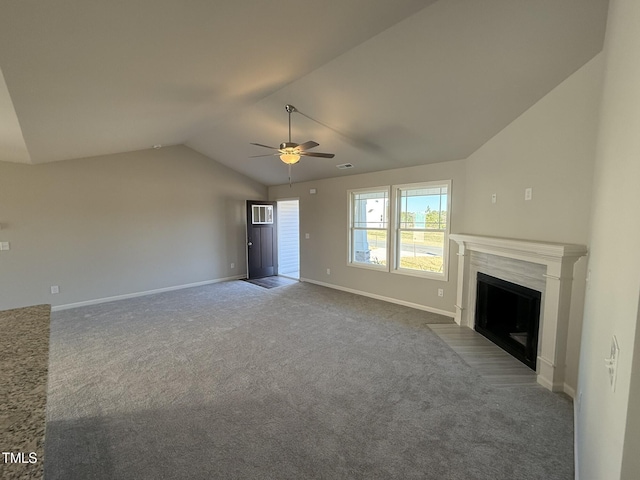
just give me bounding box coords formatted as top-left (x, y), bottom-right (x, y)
top-left (1, 452), bottom-right (38, 464)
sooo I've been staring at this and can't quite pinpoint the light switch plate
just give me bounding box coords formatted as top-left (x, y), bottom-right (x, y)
top-left (605, 335), bottom-right (620, 392)
top-left (0, 241), bottom-right (9, 251)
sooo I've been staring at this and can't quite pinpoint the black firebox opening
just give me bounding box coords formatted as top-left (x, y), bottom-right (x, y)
top-left (475, 272), bottom-right (541, 370)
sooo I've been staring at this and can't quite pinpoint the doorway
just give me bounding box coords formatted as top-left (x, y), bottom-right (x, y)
top-left (277, 199), bottom-right (300, 279)
top-left (246, 200), bottom-right (278, 279)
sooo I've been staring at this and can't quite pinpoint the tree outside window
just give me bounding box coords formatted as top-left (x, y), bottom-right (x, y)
top-left (395, 182), bottom-right (450, 277)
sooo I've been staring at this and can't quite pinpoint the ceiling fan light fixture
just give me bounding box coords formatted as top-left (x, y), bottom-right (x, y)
top-left (279, 142), bottom-right (301, 164)
top-left (280, 151), bottom-right (301, 164)
top-left (251, 105), bottom-right (333, 177)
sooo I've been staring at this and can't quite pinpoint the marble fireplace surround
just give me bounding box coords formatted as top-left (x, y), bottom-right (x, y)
top-left (449, 234), bottom-right (587, 393)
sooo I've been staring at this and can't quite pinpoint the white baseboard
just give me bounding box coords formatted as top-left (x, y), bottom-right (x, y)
top-left (574, 396), bottom-right (580, 480)
top-left (536, 373), bottom-right (577, 399)
top-left (299, 277), bottom-right (455, 318)
top-left (51, 275), bottom-right (245, 311)
top-left (563, 383), bottom-right (576, 399)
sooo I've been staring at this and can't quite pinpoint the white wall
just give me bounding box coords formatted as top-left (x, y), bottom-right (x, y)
top-left (621, 299), bottom-right (640, 479)
top-left (0, 145), bottom-right (266, 309)
top-left (463, 54), bottom-right (602, 245)
top-left (463, 54), bottom-right (604, 393)
top-left (577, 0), bottom-right (640, 478)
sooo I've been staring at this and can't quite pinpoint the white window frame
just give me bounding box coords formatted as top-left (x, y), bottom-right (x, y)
top-left (251, 204), bottom-right (274, 224)
top-left (347, 186), bottom-right (391, 271)
top-left (391, 180), bottom-right (451, 281)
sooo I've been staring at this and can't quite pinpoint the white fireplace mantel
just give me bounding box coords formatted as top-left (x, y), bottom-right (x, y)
top-left (449, 234), bottom-right (588, 393)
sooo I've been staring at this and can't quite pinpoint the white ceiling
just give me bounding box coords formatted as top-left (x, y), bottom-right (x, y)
top-left (0, 0), bottom-right (609, 186)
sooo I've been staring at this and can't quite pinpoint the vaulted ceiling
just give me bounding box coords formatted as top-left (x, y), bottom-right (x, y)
top-left (0, 0), bottom-right (609, 185)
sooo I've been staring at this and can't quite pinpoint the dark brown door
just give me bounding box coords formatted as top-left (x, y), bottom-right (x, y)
top-left (246, 200), bottom-right (278, 279)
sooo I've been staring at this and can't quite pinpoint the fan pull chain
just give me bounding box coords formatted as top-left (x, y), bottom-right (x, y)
top-left (288, 164), bottom-right (292, 187)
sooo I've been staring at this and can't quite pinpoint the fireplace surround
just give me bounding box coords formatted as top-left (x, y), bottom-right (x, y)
top-left (449, 234), bottom-right (587, 393)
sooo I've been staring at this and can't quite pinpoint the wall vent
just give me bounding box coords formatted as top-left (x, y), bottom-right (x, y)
top-left (336, 163), bottom-right (353, 169)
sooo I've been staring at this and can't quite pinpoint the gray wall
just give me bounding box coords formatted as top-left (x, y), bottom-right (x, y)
top-left (0, 145), bottom-right (266, 309)
top-left (270, 160), bottom-right (467, 315)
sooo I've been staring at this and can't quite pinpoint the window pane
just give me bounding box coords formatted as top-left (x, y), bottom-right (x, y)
top-left (349, 188), bottom-right (389, 269)
top-left (353, 191), bottom-right (388, 228)
top-left (399, 186), bottom-right (448, 230)
top-left (352, 229), bottom-right (387, 266)
top-left (398, 231), bottom-right (444, 273)
top-left (252, 205), bottom-right (274, 224)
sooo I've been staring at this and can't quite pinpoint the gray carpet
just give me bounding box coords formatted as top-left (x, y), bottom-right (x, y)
top-left (44, 281), bottom-right (574, 479)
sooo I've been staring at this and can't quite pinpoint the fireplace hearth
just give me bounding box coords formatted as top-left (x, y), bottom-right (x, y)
top-left (475, 272), bottom-right (541, 370)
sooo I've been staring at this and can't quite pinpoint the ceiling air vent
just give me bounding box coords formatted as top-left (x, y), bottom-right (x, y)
top-left (336, 163), bottom-right (353, 170)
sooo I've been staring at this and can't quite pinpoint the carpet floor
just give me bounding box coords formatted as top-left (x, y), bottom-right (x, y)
top-left (44, 281), bottom-right (574, 479)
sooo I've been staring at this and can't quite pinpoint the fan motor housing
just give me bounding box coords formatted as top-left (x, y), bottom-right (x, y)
top-left (280, 142), bottom-right (299, 150)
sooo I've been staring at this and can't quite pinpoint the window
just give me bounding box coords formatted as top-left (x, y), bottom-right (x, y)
top-left (348, 187), bottom-right (390, 269)
top-left (394, 181), bottom-right (450, 278)
top-left (347, 181), bottom-right (451, 278)
top-left (252, 204), bottom-right (273, 224)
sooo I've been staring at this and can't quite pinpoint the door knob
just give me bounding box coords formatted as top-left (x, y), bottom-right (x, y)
top-left (247, 242), bottom-right (253, 246)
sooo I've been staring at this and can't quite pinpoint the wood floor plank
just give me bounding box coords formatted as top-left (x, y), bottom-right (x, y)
top-left (428, 323), bottom-right (538, 388)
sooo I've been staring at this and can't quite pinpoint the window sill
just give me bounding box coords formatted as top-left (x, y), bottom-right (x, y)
top-left (347, 262), bottom-right (389, 272)
top-left (391, 268), bottom-right (448, 281)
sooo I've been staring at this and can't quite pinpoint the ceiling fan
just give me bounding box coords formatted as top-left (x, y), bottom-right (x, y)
top-left (251, 104), bottom-right (335, 184)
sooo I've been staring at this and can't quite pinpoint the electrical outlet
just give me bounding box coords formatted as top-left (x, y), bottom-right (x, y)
top-left (305, 233), bottom-right (310, 239)
top-left (438, 288), bottom-right (444, 297)
top-left (326, 268), bottom-right (331, 275)
top-left (50, 286), bottom-right (60, 294)
top-left (230, 263), bottom-right (235, 269)
top-left (0, 241), bottom-right (10, 251)
top-left (491, 193), bottom-right (497, 204)
top-left (525, 188), bottom-right (533, 201)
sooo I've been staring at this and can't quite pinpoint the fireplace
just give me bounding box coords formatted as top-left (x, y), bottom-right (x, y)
top-left (475, 272), bottom-right (541, 370)
top-left (449, 234), bottom-right (587, 393)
